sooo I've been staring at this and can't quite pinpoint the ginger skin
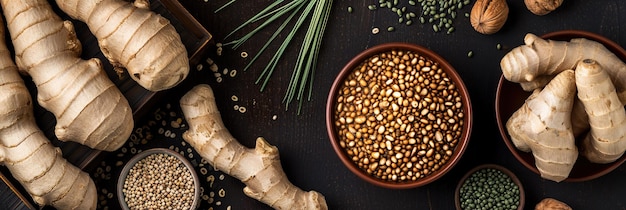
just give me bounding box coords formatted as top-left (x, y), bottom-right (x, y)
top-left (506, 70), bottom-right (578, 182)
top-left (180, 84), bottom-right (327, 210)
top-left (575, 59), bottom-right (626, 163)
top-left (55, 0), bottom-right (189, 91)
top-left (0, 17), bottom-right (97, 209)
top-left (1, 0), bottom-right (133, 151)
top-left (501, 33), bottom-right (626, 137)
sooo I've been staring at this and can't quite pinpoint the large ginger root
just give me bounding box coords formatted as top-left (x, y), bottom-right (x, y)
top-left (575, 59), bottom-right (626, 163)
top-left (180, 84), bottom-right (327, 210)
top-left (500, 33), bottom-right (626, 99)
top-left (1, 0), bottom-right (133, 151)
top-left (506, 70), bottom-right (578, 182)
top-left (0, 20), bottom-right (97, 209)
top-left (54, 0), bottom-right (189, 91)
top-left (500, 33), bottom-right (626, 136)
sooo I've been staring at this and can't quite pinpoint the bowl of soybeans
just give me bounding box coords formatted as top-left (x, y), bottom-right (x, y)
top-left (117, 148), bottom-right (201, 210)
top-left (326, 42), bottom-right (473, 189)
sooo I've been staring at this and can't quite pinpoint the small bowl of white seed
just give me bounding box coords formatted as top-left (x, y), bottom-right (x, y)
top-left (117, 148), bottom-right (201, 210)
top-left (326, 42), bottom-right (473, 189)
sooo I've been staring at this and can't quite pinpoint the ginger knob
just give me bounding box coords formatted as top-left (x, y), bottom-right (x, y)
top-left (470, 0), bottom-right (509, 34)
top-left (525, 0), bottom-right (564, 15)
top-left (535, 198), bottom-right (572, 210)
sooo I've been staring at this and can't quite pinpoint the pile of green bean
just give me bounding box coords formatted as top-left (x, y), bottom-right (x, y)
top-left (458, 168), bottom-right (520, 210)
top-left (367, 0), bottom-right (472, 34)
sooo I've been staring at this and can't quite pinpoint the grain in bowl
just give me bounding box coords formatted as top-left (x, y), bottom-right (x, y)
top-left (326, 43), bottom-right (472, 189)
top-left (117, 148), bottom-right (200, 210)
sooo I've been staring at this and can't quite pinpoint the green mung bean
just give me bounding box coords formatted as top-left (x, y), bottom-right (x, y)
top-left (459, 168), bottom-right (520, 210)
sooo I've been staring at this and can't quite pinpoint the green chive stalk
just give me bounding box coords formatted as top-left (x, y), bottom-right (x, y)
top-left (218, 0), bottom-right (334, 114)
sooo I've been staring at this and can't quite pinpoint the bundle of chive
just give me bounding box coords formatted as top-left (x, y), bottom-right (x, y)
top-left (215, 0), bottom-right (333, 114)
top-left (368, 0), bottom-right (472, 34)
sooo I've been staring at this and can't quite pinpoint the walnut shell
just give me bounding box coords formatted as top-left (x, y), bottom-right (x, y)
top-left (535, 198), bottom-right (572, 210)
top-left (525, 0), bottom-right (564, 15)
top-left (470, 0), bottom-right (509, 34)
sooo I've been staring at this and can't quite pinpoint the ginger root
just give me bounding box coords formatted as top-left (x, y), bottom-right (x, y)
top-left (55, 0), bottom-right (189, 91)
top-left (524, 0), bottom-right (564, 15)
top-left (180, 84), bottom-right (327, 210)
top-left (575, 59), bottom-right (626, 163)
top-left (506, 70), bottom-right (578, 182)
top-left (1, 0), bottom-right (133, 151)
top-left (501, 33), bottom-right (626, 136)
top-left (500, 33), bottom-right (626, 95)
top-left (0, 17), bottom-right (97, 209)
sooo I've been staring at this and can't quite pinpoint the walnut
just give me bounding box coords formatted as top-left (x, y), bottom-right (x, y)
top-left (535, 198), bottom-right (573, 210)
top-left (525, 0), bottom-right (564, 15)
top-left (470, 0), bottom-right (509, 35)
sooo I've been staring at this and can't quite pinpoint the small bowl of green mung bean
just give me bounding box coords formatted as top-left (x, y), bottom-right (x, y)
top-left (326, 42), bottom-right (473, 189)
top-left (455, 164), bottom-right (525, 210)
top-left (117, 148), bottom-right (201, 210)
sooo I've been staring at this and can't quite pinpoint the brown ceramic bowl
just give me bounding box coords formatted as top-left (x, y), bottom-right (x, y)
top-left (326, 42), bottom-right (473, 189)
top-left (454, 164), bottom-right (525, 210)
top-left (496, 30), bottom-right (626, 182)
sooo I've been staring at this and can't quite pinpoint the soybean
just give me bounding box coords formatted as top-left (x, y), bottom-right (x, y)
top-left (334, 50), bottom-right (465, 182)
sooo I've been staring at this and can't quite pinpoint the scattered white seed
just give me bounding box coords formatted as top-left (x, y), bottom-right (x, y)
top-left (216, 42), bottom-right (223, 47)
top-left (216, 77), bottom-right (223, 83)
top-left (231, 95), bottom-right (239, 102)
top-left (210, 63), bottom-right (218, 72)
top-left (372, 27), bottom-right (380, 34)
top-left (229, 69), bottom-right (237, 77)
top-left (217, 47), bottom-right (223, 56)
top-left (240, 51), bottom-right (248, 58)
top-left (222, 68), bottom-right (229, 75)
top-left (219, 174), bottom-right (225, 180)
top-left (272, 115), bottom-right (278, 120)
top-left (214, 72), bottom-right (222, 78)
top-left (206, 57), bottom-right (214, 65)
top-left (238, 106), bottom-right (247, 113)
top-left (196, 63), bottom-right (203, 71)
top-left (233, 104), bottom-right (240, 110)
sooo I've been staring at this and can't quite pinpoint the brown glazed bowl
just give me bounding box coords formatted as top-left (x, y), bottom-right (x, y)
top-left (326, 42), bottom-right (473, 189)
top-left (496, 30), bottom-right (626, 182)
top-left (454, 164), bottom-right (525, 210)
